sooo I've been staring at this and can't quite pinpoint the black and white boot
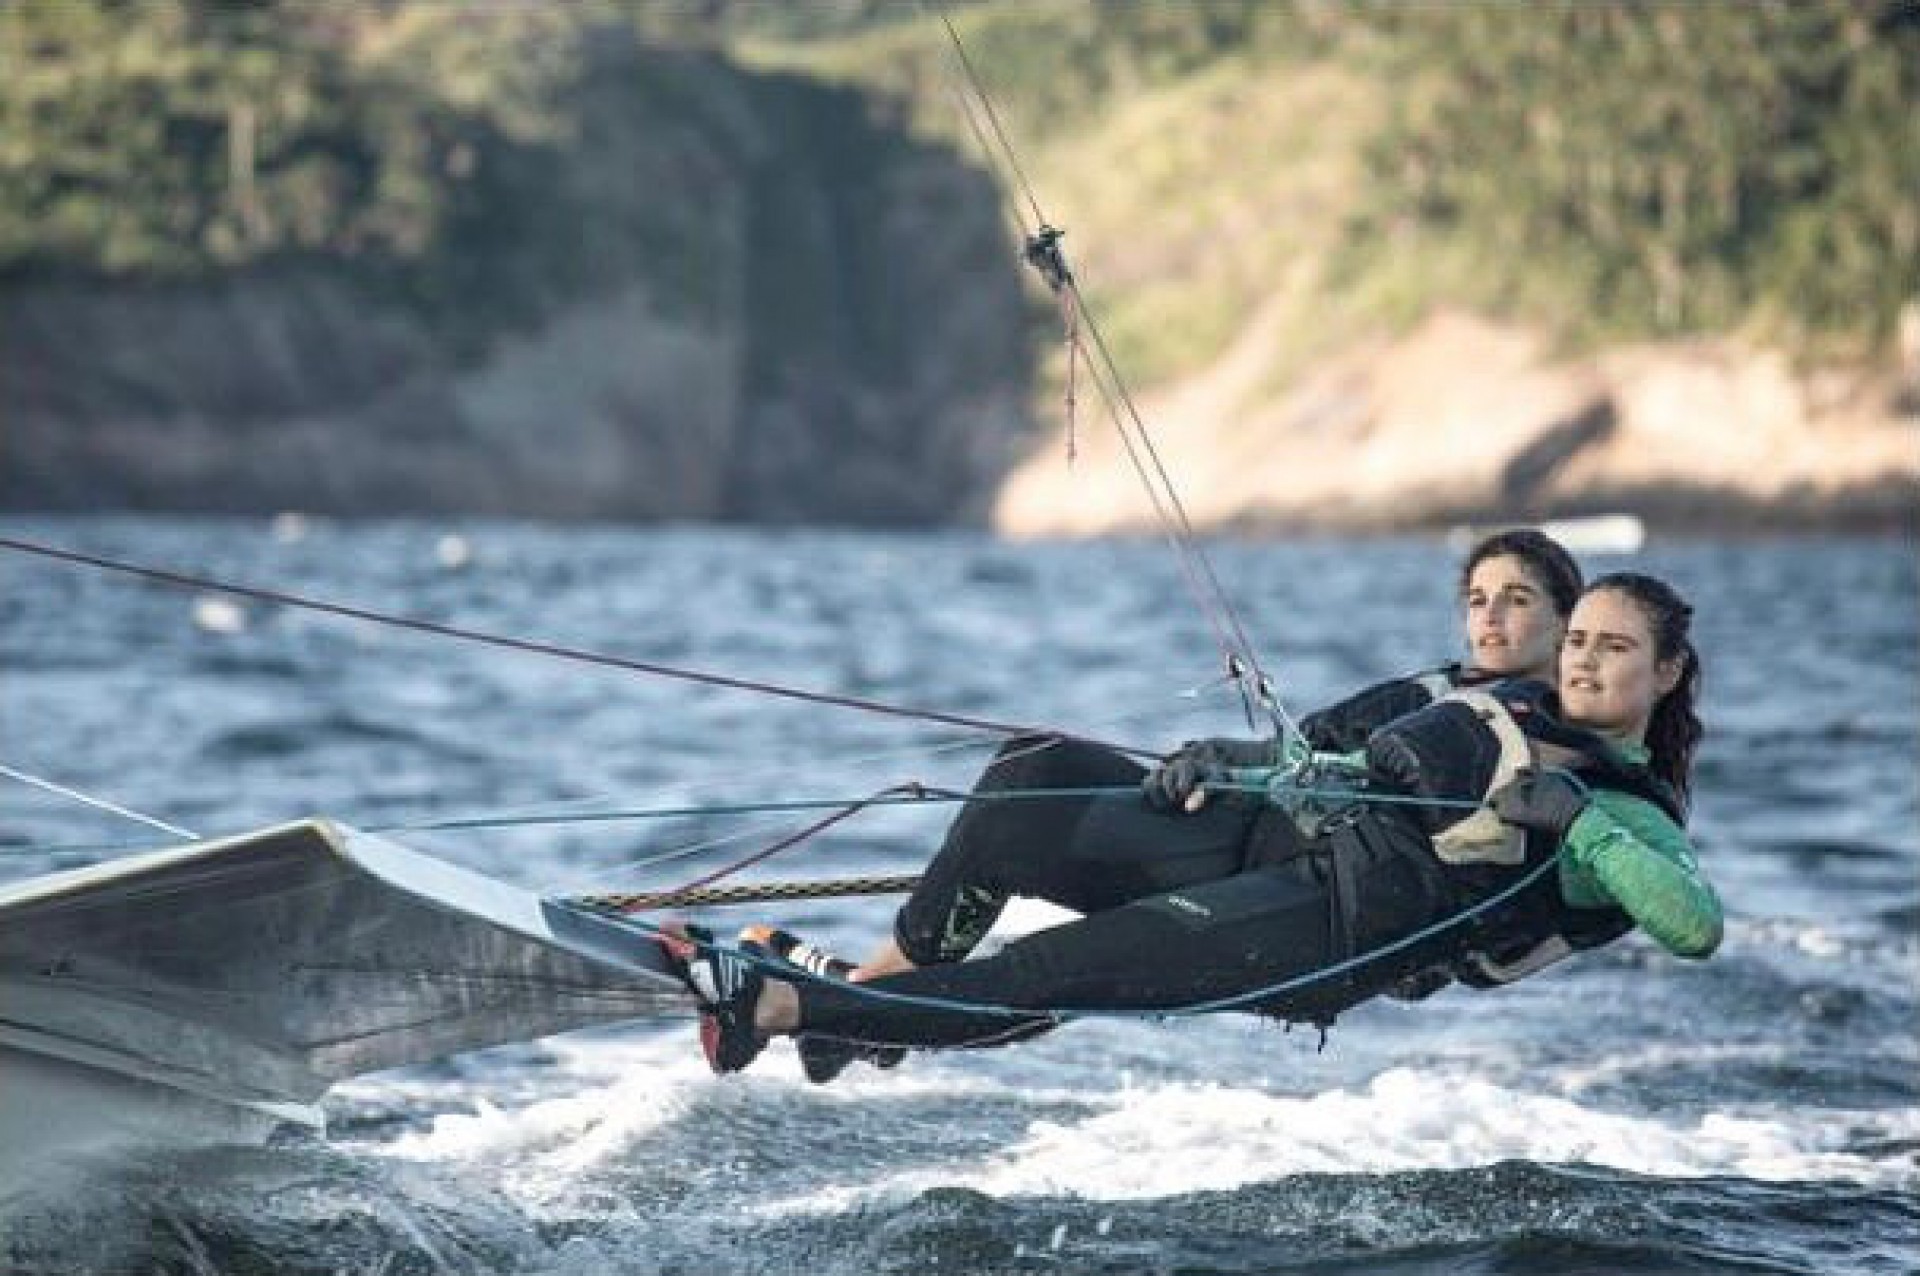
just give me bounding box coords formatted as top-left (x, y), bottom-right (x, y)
top-left (658, 921), bottom-right (768, 1074)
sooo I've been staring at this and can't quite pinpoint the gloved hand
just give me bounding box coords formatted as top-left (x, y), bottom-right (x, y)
top-left (1142, 737), bottom-right (1274, 813)
top-left (1489, 767), bottom-right (1591, 840)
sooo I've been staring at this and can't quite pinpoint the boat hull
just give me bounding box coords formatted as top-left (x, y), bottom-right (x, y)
top-left (0, 819), bottom-right (688, 1176)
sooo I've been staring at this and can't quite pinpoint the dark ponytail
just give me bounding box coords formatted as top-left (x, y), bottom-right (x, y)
top-left (1460, 528), bottom-right (1584, 618)
top-left (1587, 572), bottom-right (1704, 809)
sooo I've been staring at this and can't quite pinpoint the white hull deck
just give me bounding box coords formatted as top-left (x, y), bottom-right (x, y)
top-left (0, 820), bottom-right (688, 1179)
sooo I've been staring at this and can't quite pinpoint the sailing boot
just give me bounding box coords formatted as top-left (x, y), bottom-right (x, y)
top-left (657, 921), bottom-right (768, 1074)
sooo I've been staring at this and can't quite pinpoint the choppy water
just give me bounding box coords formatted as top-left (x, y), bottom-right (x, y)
top-left (2, 518), bottom-right (1916, 1275)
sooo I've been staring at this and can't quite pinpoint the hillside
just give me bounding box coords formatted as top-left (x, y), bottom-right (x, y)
top-left (2, 1), bottom-right (1914, 529)
top-left (0, 5), bottom-right (1037, 522)
top-left (755, 0), bottom-right (1919, 533)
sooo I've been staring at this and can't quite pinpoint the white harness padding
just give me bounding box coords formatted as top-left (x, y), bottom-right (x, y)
top-left (1427, 687), bottom-right (1535, 867)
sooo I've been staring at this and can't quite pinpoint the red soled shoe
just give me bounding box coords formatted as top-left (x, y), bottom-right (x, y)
top-left (657, 920), bottom-right (768, 1074)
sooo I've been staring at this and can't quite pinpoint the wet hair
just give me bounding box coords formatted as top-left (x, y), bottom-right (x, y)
top-left (1585, 571), bottom-right (1704, 807)
top-left (1459, 528), bottom-right (1583, 618)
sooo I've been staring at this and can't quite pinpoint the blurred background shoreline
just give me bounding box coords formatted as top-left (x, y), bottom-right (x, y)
top-left (2, 1), bottom-right (1915, 535)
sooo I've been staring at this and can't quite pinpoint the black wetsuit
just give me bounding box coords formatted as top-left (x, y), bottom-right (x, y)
top-left (793, 732), bottom-right (1455, 1050)
top-left (889, 664), bottom-right (1475, 969)
top-left (791, 671), bottom-right (1706, 1052)
top-left (1299, 662), bottom-right (1485, 753)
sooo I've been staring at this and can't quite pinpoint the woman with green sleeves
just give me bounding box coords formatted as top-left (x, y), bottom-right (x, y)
top-left (668, 572), bottom-right (1723, 1077)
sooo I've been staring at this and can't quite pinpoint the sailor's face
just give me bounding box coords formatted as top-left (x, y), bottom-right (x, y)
top-left (1558, 589), bottom-right (1681, 743)
top-left (1464, 554), bottom-right (1563, 679)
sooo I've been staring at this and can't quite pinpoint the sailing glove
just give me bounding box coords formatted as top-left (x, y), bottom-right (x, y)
top-left (1489, 767), bottom-right (1590, 840)
top-left (1142, 737), bottom-right (1275, 813)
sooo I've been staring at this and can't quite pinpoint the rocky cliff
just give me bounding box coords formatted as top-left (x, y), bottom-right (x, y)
top-left (994, 308), bottom-right (1919, 537)
top-left (0, 37), bottom-right (1038, 524)
top-left (5, 7), bottom-right (1913, 535)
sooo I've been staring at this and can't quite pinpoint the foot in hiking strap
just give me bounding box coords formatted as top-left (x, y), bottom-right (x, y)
top-left (658, 921), bottom-right (768, 1074)
top-left (733, 925), bottom-right (907, 1084)
top-left (737, 924), bottom-right (856, 979)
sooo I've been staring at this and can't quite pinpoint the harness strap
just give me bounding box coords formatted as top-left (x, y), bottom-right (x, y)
top-left (1428, 688), bottom-right (1531, 865)
top-left (1324, 835), bottom-right (1362, 967)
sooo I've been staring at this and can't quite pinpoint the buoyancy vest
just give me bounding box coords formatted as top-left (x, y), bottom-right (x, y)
top-left (1362, 678), bottom-right (1687, 987)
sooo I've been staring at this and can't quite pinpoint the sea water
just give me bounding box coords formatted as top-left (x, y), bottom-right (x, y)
top-left (2, 518), bottom-right (1914, 1275)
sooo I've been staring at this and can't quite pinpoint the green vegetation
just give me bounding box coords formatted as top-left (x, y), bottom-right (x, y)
top-left (0, 1), bottom-right (751, 345)
top-left (751, 0), bottom-right (1918, 367)
top-left (1349, 2), bottom-right (1919, 353)
top-left (0, 2), bottom-right (548, 276)
top-left (3, 0), bottom-right (1912, 375)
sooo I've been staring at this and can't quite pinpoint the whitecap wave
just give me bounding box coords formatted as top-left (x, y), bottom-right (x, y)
top-left (351, 1034), bottom-right (708, 1186)
top-left (937, 1068), bottom-right (1919, 1200)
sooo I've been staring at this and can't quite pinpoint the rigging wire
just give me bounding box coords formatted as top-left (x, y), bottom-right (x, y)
top-left (397, 780), bottom-right (1477, 837)
top-left (0, 676), bottom-right (1247, 866)
top-left (0, 534), bottom-right (1154, 756)
top-left (930, 4), bottom-right (1049, 230)
top-left (519, 666), bottom-right (1242, 875)
top-left (561, 781), bottom-right (1488, 912)
top-left (921, 0), bottom-right (1298, 742)
top-left (934, 34), bottom-right (1252, 693)
top-left (10, 781), bottom-right (1480, 869)
top-left (0, 762), bottom-right (197, 841)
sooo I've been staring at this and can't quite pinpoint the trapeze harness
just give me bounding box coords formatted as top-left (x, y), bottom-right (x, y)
top-left (1357, 678), bottom-right (1687, 989)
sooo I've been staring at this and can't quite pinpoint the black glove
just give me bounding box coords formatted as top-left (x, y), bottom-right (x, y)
top-left (1142, 737), bottom-right (1274, 813)
top-left (1489, 767), bottom-right (1590, 839)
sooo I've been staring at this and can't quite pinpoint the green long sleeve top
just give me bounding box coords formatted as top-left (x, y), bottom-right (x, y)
top-left (1562, 787), bottom-right (1723, 958)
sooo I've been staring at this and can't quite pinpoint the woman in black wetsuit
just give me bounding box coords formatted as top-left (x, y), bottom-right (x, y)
top-left (856, 526), bottom-right (1584, 986)
top-left (729, 528), bottom-right (1585, 1080)
top-left (672, 544), bottom-right (1728, 1074)
top-left (667, 571), bottom-right (1722, 1076)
